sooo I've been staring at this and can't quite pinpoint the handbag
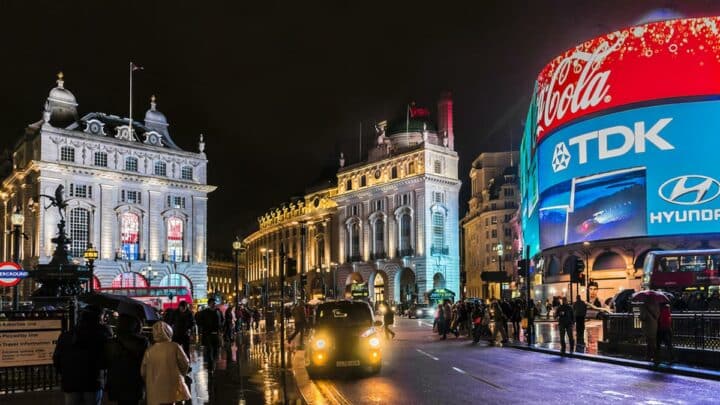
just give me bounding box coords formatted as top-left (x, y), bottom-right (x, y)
top-left (521, 317), bottom-right (528, 329)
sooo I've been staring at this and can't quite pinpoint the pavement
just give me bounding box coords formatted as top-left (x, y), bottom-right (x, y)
top-left (2, 324), bottom-right (303, 405)
top-left (295, 317), bottom-right (720, 405)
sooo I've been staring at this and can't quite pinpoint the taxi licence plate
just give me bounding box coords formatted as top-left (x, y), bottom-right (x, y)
top-left (336, 360), bottom-right (361, 367)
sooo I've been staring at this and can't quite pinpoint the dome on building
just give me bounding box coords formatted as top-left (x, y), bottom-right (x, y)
top-left (144, 95), bottom-right (168, 126)
top-left (387, 116), bottom-right (437, 136)
top-left (45, 72), bottom-right (78, 127)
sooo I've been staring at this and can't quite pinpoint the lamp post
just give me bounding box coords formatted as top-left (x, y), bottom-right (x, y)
top-left (260, 248), bottom-right (273, 314)
top-left (11, 207), bottom-right (24, 311)
top-left (83, 243), bottom-right (99, 293)
top-left (232, 237), bottom-right (242, 307)
top-left (583, 241), bottom-right (591, 302)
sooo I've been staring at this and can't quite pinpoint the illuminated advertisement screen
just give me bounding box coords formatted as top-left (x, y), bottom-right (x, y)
top-left (536, 99), bottom-right (720, 249)
top-left (534, 17), bottom-right (720, 142)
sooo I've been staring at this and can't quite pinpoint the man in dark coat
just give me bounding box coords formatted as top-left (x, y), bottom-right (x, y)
top-left (555, 297), bottom-right (575, 354)
top-left (573, 295), bottom-right (588, 345)
top-left (171, 300), bottom-right (195, 356)
top-left (105, 314), bottom-right (149, 405)
top-left (639, 299), bottom-right (660, 362)
top-left (53, 306), bottom-right (112, 405)
top-left (196, 298), bottom-right (223, 373)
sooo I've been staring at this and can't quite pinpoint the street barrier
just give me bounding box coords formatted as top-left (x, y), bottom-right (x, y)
top-left (604, 312), bottom-right (720, 351)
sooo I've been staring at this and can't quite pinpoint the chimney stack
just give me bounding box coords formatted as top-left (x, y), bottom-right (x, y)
top-left (437, 91), bottom-right (454, 150)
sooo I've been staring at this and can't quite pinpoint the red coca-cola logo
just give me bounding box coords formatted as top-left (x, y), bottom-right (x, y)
top-left (535, 16), bottom-right (720, 143)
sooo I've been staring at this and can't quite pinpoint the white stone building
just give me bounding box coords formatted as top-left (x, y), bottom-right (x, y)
top-left (0, 73), bottom-right (216, 301)
top-left (333, 94), bottom-right (462, 305)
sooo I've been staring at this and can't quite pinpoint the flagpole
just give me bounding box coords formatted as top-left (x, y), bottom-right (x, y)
top-left (129, 62), bottom-right (133, 137)
top-left (406, 104), bottom-right (410, 134)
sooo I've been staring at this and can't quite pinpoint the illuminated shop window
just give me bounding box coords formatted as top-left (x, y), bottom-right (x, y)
top-left (121, 212), bottom-right (140, 260)
top-left (167, 216), bottom-right (183, 262)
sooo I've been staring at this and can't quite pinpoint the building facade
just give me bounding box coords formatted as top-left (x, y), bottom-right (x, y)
top-left (461, 152), bottom-right (520, 299)
top-left (243, 186), bottom-right (338, 306)
top-left (0, 73), bottom-right (216, 302)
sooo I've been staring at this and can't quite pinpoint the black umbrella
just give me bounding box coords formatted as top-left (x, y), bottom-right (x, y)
top-left (79, 292), bottom-right (159, 322)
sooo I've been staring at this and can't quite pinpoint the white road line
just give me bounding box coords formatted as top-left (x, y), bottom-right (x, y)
top-left (416, 348), bottom-right (439, 361)
top-left (602, 390), bottom-right (634, 399)
top-left (419, 321), bottom-right (434, 328)
top-left (452, 367), bottom-right (466, 374)
top-left (451, 365), bottom-right (504, 390)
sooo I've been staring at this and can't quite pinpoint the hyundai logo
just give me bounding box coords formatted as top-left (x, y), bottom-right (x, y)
top-left (658, 175), bottom-right (720, 205)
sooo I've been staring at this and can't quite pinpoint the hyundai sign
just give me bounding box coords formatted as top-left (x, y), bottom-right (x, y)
top-left (520, 16), bottom-right (720, 256)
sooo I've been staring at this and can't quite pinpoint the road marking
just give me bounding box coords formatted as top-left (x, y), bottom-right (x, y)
top-left (452, 366), bottom-right (503, 390)
top-left (602, 390), bottom-right (633, 399)
top-left (315, 380), bottom-right (353, 405)
top-left (419, 321), bottom-right (434, 328)
top-left (415, 348), bottom-right (439, 361)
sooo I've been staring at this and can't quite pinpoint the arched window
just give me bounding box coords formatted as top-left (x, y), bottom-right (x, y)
top-left (167, 216), bottom-right (183, 262)
top-left (69, 207), bottom-right (90, 257)
top-left (159, 273), bottom-right (193, 290)
top-left (111, 272), bottom-right (148, 288)
top-left (400, 213), bottom-right (412, 255)
top-left (154, 161), bottom-right (167, 176)
top-left (431, 211), bottom-right (445, 255)
top-left (373, 219), bottom-right (385, 257)
top-left (120, 212), bottom-right (140, 260)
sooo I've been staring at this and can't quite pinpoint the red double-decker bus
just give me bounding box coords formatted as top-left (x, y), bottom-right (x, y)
top-left (642, 249), bottom-right (720, 295)
top-left (99, 286), bottom-right (193, 311)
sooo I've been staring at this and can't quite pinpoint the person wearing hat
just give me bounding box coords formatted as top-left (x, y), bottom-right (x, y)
top-left (196, 297), bottom-right (223, 374)
top-left (141, 321), bottom-right (191, 405)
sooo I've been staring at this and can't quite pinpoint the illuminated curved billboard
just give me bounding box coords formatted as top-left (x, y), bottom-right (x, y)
top-left (535, 16), bottom-right (720, 142)
top-left (520, 16), bottom-right (720, 257)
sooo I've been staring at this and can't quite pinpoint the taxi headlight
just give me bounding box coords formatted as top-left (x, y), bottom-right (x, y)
top-left (315, 339), bottom-right (326, 349)
top-left (369, 337), bottom-right (380, 348)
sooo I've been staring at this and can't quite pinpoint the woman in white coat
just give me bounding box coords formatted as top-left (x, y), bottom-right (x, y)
top-left (141, 321), bottom-right (191, 405)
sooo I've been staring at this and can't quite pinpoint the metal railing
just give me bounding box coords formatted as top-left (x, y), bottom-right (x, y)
top-left (604, 312), bottom-right (720, 351)
top-left (0, 311), bottom-right (69, 394)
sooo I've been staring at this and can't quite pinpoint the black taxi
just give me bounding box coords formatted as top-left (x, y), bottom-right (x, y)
top-left (305, 300), bottom-right (383, 376)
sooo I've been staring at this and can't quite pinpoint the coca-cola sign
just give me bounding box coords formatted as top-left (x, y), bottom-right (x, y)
top-left (535, 16), bottom-right (720, 142)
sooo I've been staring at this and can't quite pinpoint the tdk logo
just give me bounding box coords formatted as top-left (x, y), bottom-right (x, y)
top-left (551, 118), bottom-right (674, 172)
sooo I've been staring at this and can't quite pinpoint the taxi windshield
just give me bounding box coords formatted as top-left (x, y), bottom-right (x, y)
top-left (316, 303), bottom-right (373, 327)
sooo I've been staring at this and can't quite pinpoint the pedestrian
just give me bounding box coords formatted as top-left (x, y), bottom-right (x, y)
top-left (525, 299), bottom-right (536, 344)
top-left (545, 299), bottom-right (552, 320)
top-left (141, 321), bottom-right (191, 405)
top-left (490, 300), bottom-right (508, 345)
top-left (383, 304), bottom-right (396, 340)
top-left (470, 303), bottom-right (483, 344)
top-left (105, 314), bottom-right (149, 405)
top-left (510, 300), bottom-right (522, 340)
top-left (288, 301), bottom-right (307, 346)
top-left (555, 297), bottom-right (575, 354)
top-left (53, 305), bottom-right (111, 405)
top-left (433, 304), bottom-right (442, 333)
top-left (224, 303), bottom-right (236, 341)
top-left (657, 302), bottom-right (674, 363)
top-left (171, 300), bottom-right (195, 357)
top-left (252, 307), bottom-right (260, 331)
top-left (639, 298), bottom-right (660, 362)
top-left (196, 297), bottom-right (223, 373)
top-left (573, 295), bottom-right (587, 345)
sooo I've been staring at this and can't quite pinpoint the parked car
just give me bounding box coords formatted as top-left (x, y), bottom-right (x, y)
top-left (408, 303), bottom-right (433, 319)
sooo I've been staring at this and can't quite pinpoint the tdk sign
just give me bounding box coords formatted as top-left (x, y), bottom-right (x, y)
top-left (551, 118), bottom-right (674, 172)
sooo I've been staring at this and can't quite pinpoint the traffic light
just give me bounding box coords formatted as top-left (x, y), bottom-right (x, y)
top-left (571, 257), bottom-right (585, 283)
top-left (578, 272), bottom-right (586, 286)
top-left (286, 257), bottom-right (298, 277)
top-left (517, 259), bottom-right (528, 277)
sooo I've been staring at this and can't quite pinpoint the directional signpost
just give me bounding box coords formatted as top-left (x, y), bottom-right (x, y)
top-left (0, 262), bottom-right (28, 287)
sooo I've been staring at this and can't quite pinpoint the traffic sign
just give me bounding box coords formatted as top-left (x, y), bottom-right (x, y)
top-left (0, 262), bottom-right (28, 287)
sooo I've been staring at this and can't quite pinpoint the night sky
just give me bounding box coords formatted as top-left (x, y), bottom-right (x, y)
top-left (1, 1), bottom-right (719, 256)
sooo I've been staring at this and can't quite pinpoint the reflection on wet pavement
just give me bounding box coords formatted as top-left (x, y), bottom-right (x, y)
top-left (187, 328), bottom-right (300, 404)
top-left (516, 320), bottom-right (604, 353)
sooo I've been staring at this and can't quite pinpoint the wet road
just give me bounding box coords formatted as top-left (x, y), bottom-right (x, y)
top-left (301, 318), bottom-right (718, 405)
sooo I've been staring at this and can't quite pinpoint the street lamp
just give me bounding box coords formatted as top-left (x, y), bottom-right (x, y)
top-left (232, 237), bottom-right (243, 307)
top-left (11, 206), bottom-right (24, 311)
top-left (83, 243), bottom-right (99, 293)
top-left (260, 248), bottom-right (273, 313)
top-left (582, 241), bottom-right (591, 302)
top-left (140, 265), bottom-right (159, 283)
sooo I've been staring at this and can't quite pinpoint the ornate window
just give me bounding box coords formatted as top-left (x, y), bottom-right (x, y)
top-left (120, 212), bottom-right (140, 260)
top-left (391, 166), bottom-right (398, 179)
top-left (431, 211), bottom-right (445, 255)
top-left (94, 151), bottom-right (107, 167)
top-left (351, 222), bottom-right (360, 258)
top-left (166, 196), bottom-right (186, 209)
top-left (121, 190), bottom-right (141, 204)
top-left (360, 175), bottom-right (367, 187)
top-left (434, 160), bottom-right (442, 174)
top-left (346, 179), bottom-right (352, 191)
top-left (69, 184), bottom-right (92, 199)
top-left (69, 208), bottom-right (90, 257)
top-left (125, 157), bottom-right (138, 172)
top-left (181, 166), bottom-right (193, 180)
top-left (167, 216), bottom-right (184, 262)
top-left (154, 161), bottom-right (167, 176)
top-left (60, 146), bottom-right (75, 162)
top-left (373, 218), bottom-right (385, 257)
top-left (407, 161), bottom-right (415, 174)
top-left (400, 213), bottom-right (412, 253)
